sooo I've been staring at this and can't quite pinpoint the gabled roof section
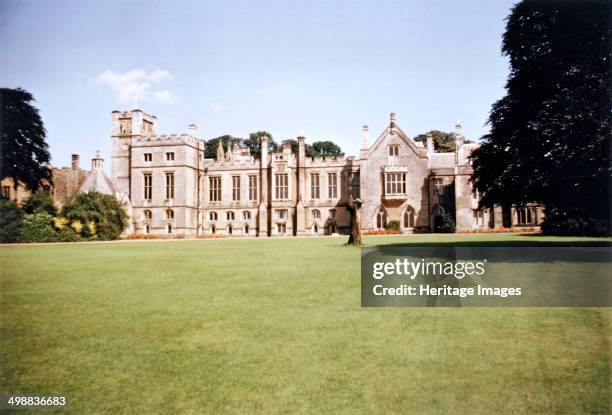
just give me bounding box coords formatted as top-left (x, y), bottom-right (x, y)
top-left (78, 170), bottom-right (116, 195)
top-left (361, 115), bottom-right (427, 159)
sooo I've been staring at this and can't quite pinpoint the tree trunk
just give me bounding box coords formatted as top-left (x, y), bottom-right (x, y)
top-left (347, 196), bottom-right (362, 245)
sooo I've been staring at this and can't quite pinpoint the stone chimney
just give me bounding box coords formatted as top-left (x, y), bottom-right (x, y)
top-left (92, 151), bottom-right (104, 171)
top-left (361, 125), bottom-right (369, 149)
top-left (390, 112), bottom-right (397, 128)
top-left (282, 140), bottom-right (292, 155)
top-left (426, 133), bottom-right (434, 154)
top-left (71, 154), bottom-right (80, 169)
top-left (188, 123), bottom-right (198, 137)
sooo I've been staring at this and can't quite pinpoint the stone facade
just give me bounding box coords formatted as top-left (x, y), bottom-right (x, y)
top-left (109, 109), bottom-right (543, 237)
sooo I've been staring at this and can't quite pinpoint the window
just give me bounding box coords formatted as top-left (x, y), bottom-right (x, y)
top-left (376, 209), bottom-right (387, 229)
top-left (1, 186), bottom-right (10, 199)
top-left (329, 209), bottom-right (336, 220)
top-left (312, 209), bottom-right (321, 220)
top-left (244, 224), bottom-right (250, 234)
top-left (248, 175), bottom-right (258, 201)
top-left (165, 172), bottom-right (174, 199)
top-left (166, 209), bottom-right (174, 220)
top-left (275, 173), bottom-right (288, 200)
top-left (276, 209), bottom-right (288, 220)
top-left (232, 176), bottom-right (241, 201)
top-left (310, 174), bottom-right (320, 199)
top-left (433, 178), bottom-right (444, 196)
top-left (328, 173), bottom-right (337, 199)
top-left (143, 210), bottom-right (152, 220)
top-left (144, 224), bottom-right (150, 234)
top-left (209, 211), bottom-right (218, 221)
top-left (516, 208), bottom-right (536, 225)
top-left (388, 145), bottom-right (399, 156)
top-left (144, 153), bottom-right (152, 162)
top-left (209, 177), bottom-right (221, 202)
top-left (473, 209), bottom-right (484, 226)
top-left (348, 173), bottom-right (360, 198)
top-left (276, 223), bottom-right (287, 234)
top-left (143, 173), bottom-right (152, 200)
top-left (472, 188), bottom-right (479, 200)
top-left (167, 224), bottom-right (173, 234)
top-left (227, 211), bottom-right (235, 221)
top-left (403, 207), bottom-right (415, 228)
top-left (243, 211), bottom-right (251, 220)
top-left (166, 152), bottom-right (175, 161)
top-left (385, 173), bottom-right (406, 196)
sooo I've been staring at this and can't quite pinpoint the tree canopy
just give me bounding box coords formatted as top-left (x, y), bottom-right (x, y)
top-left (413, 130), bottom-right (472, 153)
top-left (61, 192), bottom-right (128, 240)
top-left (470, 0), bottom-right (611, 235)
top-left (0, 88), bottom-right (52, 191)
top-left (21, 190), bottom-right (57, 216)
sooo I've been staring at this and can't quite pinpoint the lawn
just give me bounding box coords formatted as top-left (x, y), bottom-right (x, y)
top-left (0, 233), bottom-right (610, 414)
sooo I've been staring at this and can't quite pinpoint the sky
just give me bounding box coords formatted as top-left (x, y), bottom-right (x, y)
top-left (1, 0), bottom-right (517, 170)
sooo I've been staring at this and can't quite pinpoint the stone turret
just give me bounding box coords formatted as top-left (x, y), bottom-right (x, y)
top-left (216, 140), bottom-right (225, 162)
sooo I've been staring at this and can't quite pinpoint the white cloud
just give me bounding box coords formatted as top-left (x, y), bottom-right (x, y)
top-left (94, 68), bottom-right (178, 105)
top-left (210, 103), bottom-right (225, 112)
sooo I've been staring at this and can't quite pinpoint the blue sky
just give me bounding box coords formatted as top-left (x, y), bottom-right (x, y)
top-left (1, 0), bottom-right (517, 169)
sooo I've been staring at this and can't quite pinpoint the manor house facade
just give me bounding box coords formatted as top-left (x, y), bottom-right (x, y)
top-left (106, 109), bottom-right (542, 236)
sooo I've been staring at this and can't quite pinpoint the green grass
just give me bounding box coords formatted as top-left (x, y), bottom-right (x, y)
top-left (1, 233), bottom-right (610, 414)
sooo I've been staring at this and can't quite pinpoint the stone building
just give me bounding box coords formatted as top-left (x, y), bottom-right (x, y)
top-left (109, 109), bottom-right (543, 237)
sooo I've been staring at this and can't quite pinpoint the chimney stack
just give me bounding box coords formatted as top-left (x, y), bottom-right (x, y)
top-left (361, 125), bottom-right (369, 149)
top-left (71, 154), bottom-right (80, 169)
top-left (390, 112), bottom-right (397, 128)
top-left (188, 123), bottom-right (198, 137)
top-left (426, 134), bottom-right (434, 154)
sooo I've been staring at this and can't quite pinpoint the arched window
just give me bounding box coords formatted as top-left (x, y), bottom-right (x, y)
top-left (211, 224), bottom-right (216, 234)
top-left (403, 206), bottom-right (415, 228)
top-left (228, 224), bottom-right (233, 235)
top-left (244, 224), bottom-right (249, 234)
top-left (144, 224), bottom-right (150, 234)
top-left (209, 211), bottom-right (218, 221)
top-left (227, 211), bottom-right (235, 221)
top-left (167, 224), bottom-right (173, 234)
top-left (312, 209), bottom-right (321, 220)
top-left (166, 209), bottom-right (174, 220)
top-left (376, 209), bottom-right (387, 229)
top-left (329, 209), bottom-right (336, 220)
top-left (313, 223), bottom-right (319, 233)
top-left (243, 211), bottom-right (251, 220)
top-left (328, 223), bottom-right (337, 234)
top-left (143, 210), bottom-right (152, 220)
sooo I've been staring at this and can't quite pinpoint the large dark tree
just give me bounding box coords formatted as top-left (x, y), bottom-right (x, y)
top-left (470, 0), bottom-right (611, 236)
top-left (0, 88), bottom-right (52, 191)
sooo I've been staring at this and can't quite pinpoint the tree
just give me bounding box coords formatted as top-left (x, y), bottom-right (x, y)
top-left (0, 88), bottom-right (52, 191)
top-left (243, 131), bottom-right (278, 159)
top-left (346, 196), bottom-right (363, 245)
top-left (470, 0), bottom-right (611, 236)
top-left (20, 212), bottom-right (58, 243)
top-left (413, 130), bottom-right (473, 153)
top-left (0, 198), bottom-right (24, 243)
top-left (61, 192), bottom-right (128, 240)
top-left (204, 135), bottom-right (242, 159)
top-left (22, 191), bottom-right (57, 216)
top-left (311, 141), bottom-right (344, 157)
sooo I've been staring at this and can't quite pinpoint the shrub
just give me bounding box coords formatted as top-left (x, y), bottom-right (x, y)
top-left (0, 198), bottom-right (24, 243)
top-left (125, 233), bottom-right (160, 240)
top-left (21, 191), bottom-right (57, 216)
top-left (61, 192), bottom-right (128, 240)
top-left (386, 220), bottom-right (400, 232)
top-left (434, 212), bottom-right (455, 233)
top-left (56, 226), bottom-right (82, 242)
top-left (20, 212), bottom-right (58, 242)
top-left (541, 207), bottom-right (610, 237)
